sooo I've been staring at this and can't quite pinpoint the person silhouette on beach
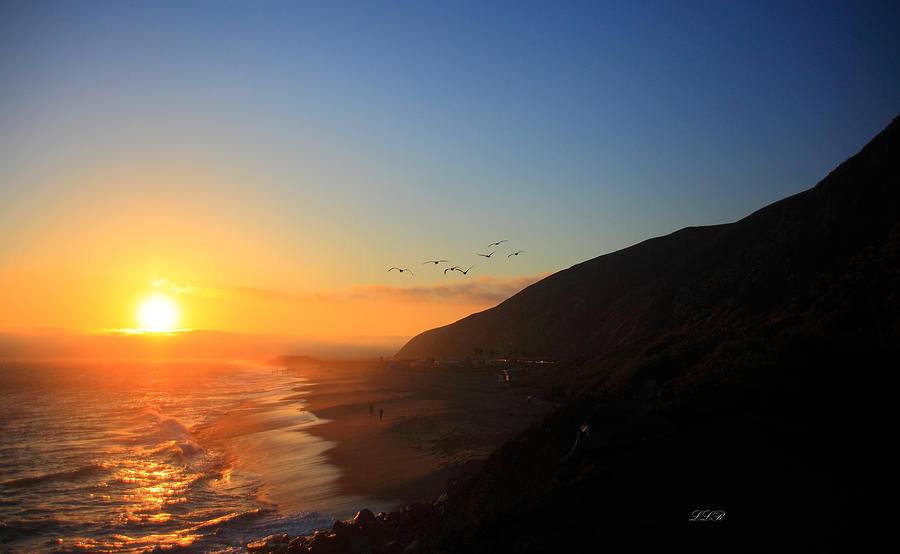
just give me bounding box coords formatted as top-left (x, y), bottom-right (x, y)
top-left (379, 408), bottom-right (383, 421)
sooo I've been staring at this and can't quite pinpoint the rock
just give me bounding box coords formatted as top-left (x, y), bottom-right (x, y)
top-left (352, 508), bottom-right (376, 526)
top-left (460, 459), bottom-right (483, 481)
top-left (305, 532), bottom-right (372, 554)
top-left (404, 502), bottom-right (428, 519)
top-left (307, 532), bottom-right (342, 554)
top-left (287, 536), bottom-right (310, 553)
top-left (331, 518), bottom-right (352, 535)
top-left (247, 534), bottom-right (290, 551)
top-left (344, 535), bottom-right (373, 554)
top-left (306, 538), bottom-right (345, 554)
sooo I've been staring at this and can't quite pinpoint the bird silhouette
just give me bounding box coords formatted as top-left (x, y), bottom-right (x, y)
top-left (388, 267), bottom-right (414, 275)
top-left (453, 265), bottom-right (474, 275)
top-left (488, 240), bottom-right (508, 247)
top-left (476, 251), bottom-right (496, 258)
top-left (422, 259), bottom-right (450, 265)
top-left (508, 250), bottom-right (526, 257)
top-left (444, 266), bottom-right (460, 275)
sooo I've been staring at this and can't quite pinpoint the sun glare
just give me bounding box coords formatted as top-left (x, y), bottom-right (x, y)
top-left (137, 295), bottom-right (180, 331)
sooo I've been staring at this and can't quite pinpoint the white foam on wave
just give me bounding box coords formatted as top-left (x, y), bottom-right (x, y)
top-left (135, 410), bottom-right (208, 462)
top-left (192, 508), bottom-right (335, 552)
top-left (157, 416), bottom-right (192, 438)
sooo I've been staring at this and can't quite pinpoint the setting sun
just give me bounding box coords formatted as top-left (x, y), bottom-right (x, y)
top-left (137, 295), bottom-right (180, 331)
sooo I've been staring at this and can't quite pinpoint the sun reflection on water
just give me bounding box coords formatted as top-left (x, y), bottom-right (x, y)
top-left (112, 457), bottom-right (192, 526)
top-left (1, 360), bottom-right (337, 552)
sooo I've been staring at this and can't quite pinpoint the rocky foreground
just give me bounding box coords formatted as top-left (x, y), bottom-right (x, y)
top-left (247, 502), bottom-right (446, 554)
top-left (245, 457), bottom-right (485, 553)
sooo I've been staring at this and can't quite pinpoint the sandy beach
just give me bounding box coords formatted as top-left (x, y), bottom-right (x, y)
top-left (279, 358), bottom-right (554, 510)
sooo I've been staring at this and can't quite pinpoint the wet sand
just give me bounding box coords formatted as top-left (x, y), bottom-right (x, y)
top-left (280, 358), bottom-right (554, 510)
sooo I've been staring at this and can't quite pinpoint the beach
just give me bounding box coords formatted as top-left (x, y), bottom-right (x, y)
top-left (278, 358), bottom-right (554, 511)
top-left (0, 358), bottom-right (552, 552)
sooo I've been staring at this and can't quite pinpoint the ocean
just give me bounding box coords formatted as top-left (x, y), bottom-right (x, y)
top-left (0, 359), bottom-right (381, 552)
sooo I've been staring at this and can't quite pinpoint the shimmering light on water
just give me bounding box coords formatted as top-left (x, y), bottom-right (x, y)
top-left (0, 360), bottom-right (349, 552)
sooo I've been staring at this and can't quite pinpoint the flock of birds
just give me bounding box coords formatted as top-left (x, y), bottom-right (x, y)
top-left (388, 240), bottom-right (525, 277)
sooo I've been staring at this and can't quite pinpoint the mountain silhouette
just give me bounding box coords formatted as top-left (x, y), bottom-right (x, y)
top-left (381, 115), bottom-right (899, 551)
top-left (396, 116), bottom-right (900, 379)
top-left (279, 119), bottom-right (897, 552)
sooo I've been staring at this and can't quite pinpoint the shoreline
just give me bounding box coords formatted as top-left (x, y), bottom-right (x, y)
top-left (280, 358), bottom-right (554, 514)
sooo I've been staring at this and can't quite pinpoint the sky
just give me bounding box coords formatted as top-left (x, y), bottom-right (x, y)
top-left (1, 1), bottom-right (898, 350)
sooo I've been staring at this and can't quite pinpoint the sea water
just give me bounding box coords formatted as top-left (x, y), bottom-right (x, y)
top-left (0, 359), bottom-right (374, 552)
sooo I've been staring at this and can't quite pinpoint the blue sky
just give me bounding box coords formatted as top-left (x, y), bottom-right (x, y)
top-left (1, 0), bottom-right (898, 335)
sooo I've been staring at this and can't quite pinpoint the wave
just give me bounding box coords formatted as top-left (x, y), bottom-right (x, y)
top-left (0, 364), bottom-right (333, 552)
top-left (0, 517), bottom-right (86, 550)
top-left (181, 508), bottom-right (335, 551)
top-left (147, 438), bottom-right (204, 460)
top-left (157, 416), bottom-right (192, 439)
top-left (75, 509), bottom-right (334, 553)
top-left (2, 463), bottom-right (108, 488)
top-left (181, 507), bottom-right (274, 534)
top-left (129, 409), bottom-right (207, 462)
top-left (228, 510), bottom-right (335, 541)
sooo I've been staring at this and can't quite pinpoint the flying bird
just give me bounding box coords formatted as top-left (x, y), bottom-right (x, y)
top-left (388, 267), bottom-right (414, 275)
top-left (476, 251), bottom-right (496, 258)
top-left (444, 265), bottom-right (462, 275)
top-left (508, 250), bottom-right (526, 257)
top-left (453, 265), bottom-right (474, 275)
top-left (422, 259), bottom-right (450, 265)
top-left (488, 240), bottom-right (508, 247)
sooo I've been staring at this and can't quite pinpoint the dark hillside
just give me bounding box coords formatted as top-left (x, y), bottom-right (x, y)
top-left (429, 116), bottom-right (900, 551)
top-left (261, 117), bottom-right (897, 552)
top-left (396, 115), bottom-right (900, 379)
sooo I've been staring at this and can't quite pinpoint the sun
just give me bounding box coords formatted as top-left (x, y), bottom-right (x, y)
top-left (137, 294), bottom-right (180, 331)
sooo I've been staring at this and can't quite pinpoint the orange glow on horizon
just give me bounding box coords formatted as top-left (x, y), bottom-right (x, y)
top-left (0, 164), bottom-right (543, 344)
top-left (0, 268), bottom-right (540, 344)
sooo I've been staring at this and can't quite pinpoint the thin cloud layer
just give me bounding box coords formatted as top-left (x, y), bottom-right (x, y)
top-left (149, 279), bottom-right (221, 297)
top-left (148, 274), bottom-right (549, 307)
top-left (149, 279), bottom-right (302, 302)
top-left (343, 275), bottom-right (548, 305)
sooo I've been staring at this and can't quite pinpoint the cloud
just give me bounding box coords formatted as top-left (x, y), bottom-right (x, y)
top-left (230, 286), bottom-right (306, 303)
top-left (148, 273), bottom-right (550, 307)
top-left (148, 279), bottom-right (222, 297)
top-left (340, 274), bottom-right (549, 305)
top-left (149, 279), bottom-right (300, 302)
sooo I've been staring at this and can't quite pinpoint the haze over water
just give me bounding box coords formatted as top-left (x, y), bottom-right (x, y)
top-left (0, 360), bottom-right (379, 553)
